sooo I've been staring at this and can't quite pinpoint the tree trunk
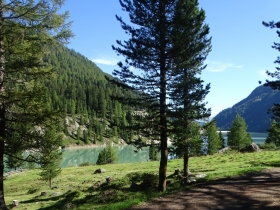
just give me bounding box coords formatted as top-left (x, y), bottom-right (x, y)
top-left (0, 0), bottom-right (7, 209)
top-left (0, 140), bottom-right (7, 210)
top-left (158, 0), bottom-right (168, 192)
top-left (183, 151), bottom-right (190, 176)
top-left (49, 178), bottom-right (52, 189)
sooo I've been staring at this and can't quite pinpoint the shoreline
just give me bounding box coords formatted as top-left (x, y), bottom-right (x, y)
top-left (63, 142), bottom-right (128, 150)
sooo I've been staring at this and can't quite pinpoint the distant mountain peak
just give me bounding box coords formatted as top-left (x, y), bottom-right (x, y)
top-left (214, 85), bottom-right (280, 132)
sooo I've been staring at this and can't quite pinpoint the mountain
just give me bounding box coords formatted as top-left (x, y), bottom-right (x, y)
top-left (42, 44), bottom-right (138, 146)
top-left (214, 85), bottom-right (280, 132)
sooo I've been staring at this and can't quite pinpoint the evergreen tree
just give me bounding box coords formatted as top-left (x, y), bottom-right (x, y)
top-left (39, 127), bottom-right (63, 189)
top-left (203, 120), bottom-right (221, 155)
top-left (149, 139), bottom-right (159, 161)
top-left (77, 127), bottom-right (81, 141)
top-left (227, 115), bottom-right (252, 152)
top-left (172, 121), bottom-right (202, 176)
top-left (112, 0), bottom-right (175, 191)
top-left (262, 21), bottom-right (280, 124)
top-left (219, 131), bottom-right (225, 149)
top-left (168, 0), bottom-right (211, 176)
top-left (266, 120), bottom-right (280, 147)
top-left (83, 130), bottom-right (89, 144)
top-left (112, 0), bottom-right (210, 191)
top-left (96, 142), bottom-right (118, 165)
top-left (0, 1), bottom-right (72, 208)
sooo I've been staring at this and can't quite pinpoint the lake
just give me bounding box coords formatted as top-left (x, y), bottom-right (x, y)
top-left (61, 145), bottom-right (149, 168)
top-left (61, 132), bottom-right (268, 168)
top-left (221, 132), bottom-right (268, 145)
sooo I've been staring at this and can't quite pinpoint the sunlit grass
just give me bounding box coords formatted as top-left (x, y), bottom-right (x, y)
top-left (4, 149), bottom-right (280, 209)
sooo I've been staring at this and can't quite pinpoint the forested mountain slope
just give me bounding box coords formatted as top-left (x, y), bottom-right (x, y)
top-left (214, 85), bottom-right (280, 132)
top-left (42, 45), bottom-right (137, 145)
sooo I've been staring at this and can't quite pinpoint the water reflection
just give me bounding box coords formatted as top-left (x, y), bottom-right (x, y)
top-left (61, 145), bottom-right (149, 168)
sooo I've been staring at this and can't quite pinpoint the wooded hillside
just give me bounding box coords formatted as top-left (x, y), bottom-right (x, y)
top-left (42, 45), bottom-right (138, 145)
top-left (215, 85), bottom-right (280, 132)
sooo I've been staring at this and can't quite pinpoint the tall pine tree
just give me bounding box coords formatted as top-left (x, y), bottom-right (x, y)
top-left (112, 0), bottom-right (211, 190)
top-left (112, 0), bottom-right (177, 191)
top-left (169, 0), bottom-right (211, 176)
top-left (0, 1), bottom-right (72, 209)
top-left (262, 21), bottom-right (280, 134)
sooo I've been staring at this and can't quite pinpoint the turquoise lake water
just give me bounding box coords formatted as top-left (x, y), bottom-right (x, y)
top-left (61, 132), bottom-right (268, 168)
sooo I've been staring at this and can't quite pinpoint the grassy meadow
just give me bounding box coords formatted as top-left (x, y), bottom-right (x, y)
top-left (4, 150), bottom-right (280, 210)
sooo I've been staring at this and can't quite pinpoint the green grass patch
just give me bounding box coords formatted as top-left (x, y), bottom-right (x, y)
top-left (4, 150), bottom-right (280, 209)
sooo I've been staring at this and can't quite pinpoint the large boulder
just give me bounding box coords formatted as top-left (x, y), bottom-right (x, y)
top-left (242, 142), bottom-right (260, 152)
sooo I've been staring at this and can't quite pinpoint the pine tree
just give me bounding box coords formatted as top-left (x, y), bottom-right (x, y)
top-left (111, 0), bottom-right (175, 191)
top-left (219, 131), bottom-right (225, 149)
top-left (266, 120), bottom-right (280, 147)
top-left (112, 0), bottom-right (210, 191)
top-left (203, 120), bottom-right (221, 155)
top-left (0, 1), bottom-right (72, 208)
top-left (96, 142), bottom-right (118, 165)
top-left (172, 121), bottom-right (202, 176)
top-left (262, 21), bottom-right (280, 125)
top-left (227, 115), bottom-right (252, 152)
top-left (39, 127), bottom-right (62, 189)
top-left (168, 0), bottom-right (211, 176)
top-left (149, 139), bottom-right (159, 161)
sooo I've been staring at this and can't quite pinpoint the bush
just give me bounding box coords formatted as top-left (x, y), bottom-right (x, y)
top-left (125, 172), bottom-right (158, 190)
top-left (96, 142), bottom-right (118, 165)
top-left (258, 143), bottom-right (276, 150)
top-left (79, 162), bottom-right (94, 167)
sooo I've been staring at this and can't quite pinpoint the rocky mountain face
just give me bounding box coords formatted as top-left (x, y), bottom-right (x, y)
top-left (214, 85), bottom-right (280, 132)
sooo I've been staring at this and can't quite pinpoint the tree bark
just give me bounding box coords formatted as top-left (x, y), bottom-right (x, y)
top-left (0, 0), bottom-right (7, 207)
top-left (49, 178), bottom-right (52, 189)
top-left (158, 0), bottom-right (168, 192)
top-left (183, 151), bottom-right (190, 177)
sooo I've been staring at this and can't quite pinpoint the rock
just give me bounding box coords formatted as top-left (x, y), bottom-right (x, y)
top-left (40, 191), bottom-right (47, 196)
top-left (51, 192), bottom-right (60, 196)
top-left (195, 174), bottom-right (207, 178)
top-left (106, 176), bottom-right (114, 183)
top-left (13, 200), bottom-right (19, 207)
top-left (242, 142), bottom-right (260, 152)
top-left (181, 177), bottom-right (196, 186)
top-left (218, 147), bottom-right (230, 153)
top-left (94, 168), bottom-right (106, 174)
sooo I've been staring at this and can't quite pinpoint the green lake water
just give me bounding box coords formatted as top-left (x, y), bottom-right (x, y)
top-left (61, 132), bottom-right (268, 168)
top-left (61, 145), bottom-right (149, 168)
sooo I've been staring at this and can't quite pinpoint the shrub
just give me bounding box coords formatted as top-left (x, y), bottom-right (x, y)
top-left (258, 143), bottom-right (276, 150)
top-left (125, 172), bottom-right (158, 190)
top-left (79, 162), bottom-right (94, 167)
top-left (96, 142), bottom-right (118, 165)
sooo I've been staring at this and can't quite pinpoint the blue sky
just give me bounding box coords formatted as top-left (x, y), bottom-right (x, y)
top-left (62, 0), bottom-right (280, 117)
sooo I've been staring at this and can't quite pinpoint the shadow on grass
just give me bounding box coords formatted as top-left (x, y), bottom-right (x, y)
top-left (21, 190), bottom-right (83, 210)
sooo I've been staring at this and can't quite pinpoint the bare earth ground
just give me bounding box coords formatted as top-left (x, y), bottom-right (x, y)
top-left (130, 168), bottom-right (280, 210)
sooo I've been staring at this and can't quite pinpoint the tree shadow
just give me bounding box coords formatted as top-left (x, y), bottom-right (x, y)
top-left (129, 168), bottom-right (280, 210)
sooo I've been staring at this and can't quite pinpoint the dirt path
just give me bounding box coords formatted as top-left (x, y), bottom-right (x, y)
top-left (130, 168), bottom-right (280, 210)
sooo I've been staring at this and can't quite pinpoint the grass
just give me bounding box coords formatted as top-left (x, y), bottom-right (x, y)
top-left (4, 149), bottom-right (280, 210)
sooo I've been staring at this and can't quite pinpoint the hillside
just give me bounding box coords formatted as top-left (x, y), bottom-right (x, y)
top-left (214, 85), bottom-right (280, 132)
top-left (42, 45), bottom-right (138, 146)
